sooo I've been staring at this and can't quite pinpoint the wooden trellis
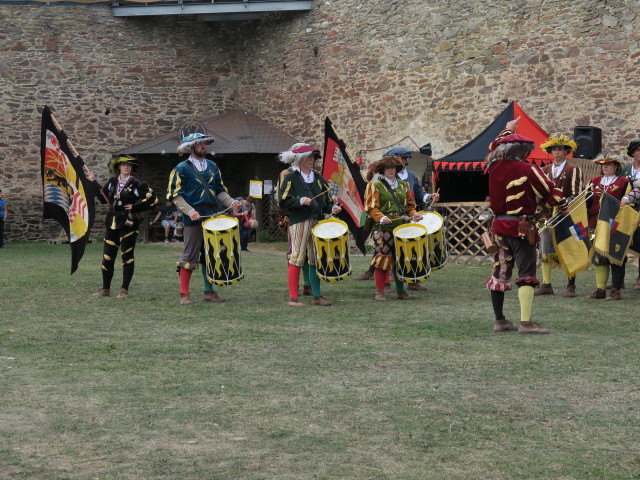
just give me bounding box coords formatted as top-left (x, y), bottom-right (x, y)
top-left (435, 202), bottom-right (493, 265)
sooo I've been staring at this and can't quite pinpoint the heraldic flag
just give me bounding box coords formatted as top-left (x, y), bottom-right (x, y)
top-left (551, 201), bottom-right (592, 277)
top-left (322, 117), bottom-right (368, 254)
top-left (594, 192), bottom-right (640, 266)
top-left (41, 106), bottom-right (99, 274)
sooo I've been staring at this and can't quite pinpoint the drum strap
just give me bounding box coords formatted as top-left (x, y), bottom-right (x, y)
top-left (381, 179), bottom-right (405, 215)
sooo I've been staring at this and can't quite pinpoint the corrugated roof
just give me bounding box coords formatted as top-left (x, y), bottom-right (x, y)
top-left (120, 110), bottom-right (299, 155)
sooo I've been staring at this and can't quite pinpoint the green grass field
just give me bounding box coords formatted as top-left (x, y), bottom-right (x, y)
top-left (1, 241), bottom-right (639, 479)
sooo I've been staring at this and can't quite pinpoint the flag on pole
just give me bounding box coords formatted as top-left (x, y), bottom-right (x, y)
top-left (322, 117), bottom-right (368, 254)
top-left (594, 193), bottom-right (640, 266)
top-left (551, 201), bottom-right (592, 277)
top-left (41, 106), bottom-right (99, 274)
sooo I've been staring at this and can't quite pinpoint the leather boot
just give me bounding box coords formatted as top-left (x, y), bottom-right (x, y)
top-left (203, 291), bottom-right (225, 303)
top-left (355, 271), bottom-right (374, 281)
top-left (383, 283), bottom-right (393, 293)
top-left (375, 290), bottom-right (386, 302)
top-left (396, 290), bottom-right (414, 300)
top-left (563, 285), bottom-right (576, 298)
top-left (93, 288), bottom-right (110, 297)
top-left (288, 297), bottom-right (305, 307)
top-left (116, 288), bottom-right (129, 298)
top-left (605, 288), bottom-right (621, 301)
top-left (534, 283), bottom-right (554, 296)
top-left (519, 320), bottom-right (550, 334)
top-left (586, 288), bottom-right (606, 299)
top-left (493, 319), bottom-right (518, 332)
top-left (635, 278), bottom-right (640, 291)
top-left (180, 293), bottom-right (192, 305)
top-left (313, 296), bottom-right (332, 306)
top-left (408, 283), bottom-right (428, 291)
top-left (302, 285), bottom-right (312, 296)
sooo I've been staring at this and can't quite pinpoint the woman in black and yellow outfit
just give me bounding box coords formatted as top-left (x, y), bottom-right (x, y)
top-left (364, 156), bottom-right (422, 301)
top-left (93, 156), bottom-right (158, 298)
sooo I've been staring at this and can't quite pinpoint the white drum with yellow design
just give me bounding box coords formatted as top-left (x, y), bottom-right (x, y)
top-left (393, 222), bottom-right (430, 283)
top-left (416, 211), bottom-right (448, 270)
top-left (312, 218), bottom-right (351, 282)
top-left (203, 215), bottom-right (244, 286)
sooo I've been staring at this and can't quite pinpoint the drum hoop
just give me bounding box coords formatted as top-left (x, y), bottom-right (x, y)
top-left (393, 222), bottom-right (428, 239)
top-left (313, 218), bottom-right (349, 239)
top-left (203, 215), bottom-right (238, 232)
top-left (418, 211), bottom-right (444, 233)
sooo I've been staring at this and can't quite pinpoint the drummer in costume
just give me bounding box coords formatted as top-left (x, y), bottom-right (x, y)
top-left (363, 156), bottom-right (423, 302)
top-left (620, 139), bottom-right (640, 291)
top-left (585, 153), bottom-right (631, 301)
top-left (93, 156), bottom-right (158, 298)
top-left (278, 144), bottom-right (342, 307)
top-left (167, 133), bottom-right (241, 305)
top-left (535, 134), bottom-right (583, 297)
top-left (485, 117), bottom-right (566, 334)
top-left (356, 146), bottom-right (439, 293)
top-left (276, 143), bottom-right (316, 297)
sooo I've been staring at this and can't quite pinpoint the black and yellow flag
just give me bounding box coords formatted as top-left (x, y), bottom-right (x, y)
top-left (594, 193), bottom-right (640, 266)
top-left (551, 201), bottom-right (592, 277)
top-left (41, 106), bottom-right (99, 274)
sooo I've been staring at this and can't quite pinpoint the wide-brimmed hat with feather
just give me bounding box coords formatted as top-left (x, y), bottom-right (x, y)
top-left (177, 132), bottom-right (215, 154)
top-left (108, 155), bottom-right (138, 174)
top-left (540, 134), bottom-right (577, 154)
top-left (593, 152), bottom-right (625, 165)
top-left (366, 156), bottom-right (404, 181)
top-left (278, 143), bottom-right (321, 165)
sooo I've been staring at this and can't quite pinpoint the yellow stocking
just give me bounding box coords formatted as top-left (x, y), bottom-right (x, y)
top-left (595, 265), bottom-right (609, 290)
top-left (541, 261), bottom-right (552, 285)
top-left (518, 285), bottom-right (534, 323)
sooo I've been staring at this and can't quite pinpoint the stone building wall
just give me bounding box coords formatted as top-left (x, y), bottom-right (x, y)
top-left (0, 0), bottom-right (639, 241)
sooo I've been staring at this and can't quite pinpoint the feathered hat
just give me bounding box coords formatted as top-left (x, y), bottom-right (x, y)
top-left (625, 140), bottom-right (640, 157)
top-left (278, 143), bottom-right (321, 165)
top-left (593, 152), bottom-right (625, 165)
top-left (366, 156), bottom-right (404, 181)
top-left (540, 134), bottom-right (577, 154)
top-left (177, 132), bottom-right (215, 155)
top-left (108, 155), bottom-right (138, 174)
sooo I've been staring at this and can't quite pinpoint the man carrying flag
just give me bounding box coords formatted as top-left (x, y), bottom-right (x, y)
top-left (535, 134), bottom-right (583, 297)
top-left (585, 153), bottom-right (632, 300)
top-left (550, 198), bottom-right (592, 280)
top-left (41, 106), bottom-right (99, 274)
top-left (620, 139), bottom-right (640, 290)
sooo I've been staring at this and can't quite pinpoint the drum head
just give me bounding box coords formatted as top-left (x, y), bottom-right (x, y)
top-left (204, 216), bottom-right (237, 232)
top-left (418, 211), bottom-right (443, 234)
top-left (313, 219), bottom-right (348, 239)
top-left (393, 224), bottom-right (427, 239)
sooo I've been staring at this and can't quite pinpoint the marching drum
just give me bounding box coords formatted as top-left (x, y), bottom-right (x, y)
top-left (202, 215), bottom-right (244, 286)
top-left (416, 211), bottom-right (449, 270)
top-left (312, 218), bottom-right (351, 282)
top-left (393, 223), bottom-right (430, 283)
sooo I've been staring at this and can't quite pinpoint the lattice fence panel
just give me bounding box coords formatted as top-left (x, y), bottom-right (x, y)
top-left (435, 202), bottom-right (493, 265)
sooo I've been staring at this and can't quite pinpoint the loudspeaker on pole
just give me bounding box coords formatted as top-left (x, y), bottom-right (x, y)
top-left (573, 126), bottom-right (602, 159)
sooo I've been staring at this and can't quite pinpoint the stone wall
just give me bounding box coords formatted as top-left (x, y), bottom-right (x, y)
top-left (0, 0), bottom-right (638, 240)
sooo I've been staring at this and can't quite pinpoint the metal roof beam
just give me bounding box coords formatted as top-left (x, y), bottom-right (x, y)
top-left (111, 1), bottom-right (313, 17)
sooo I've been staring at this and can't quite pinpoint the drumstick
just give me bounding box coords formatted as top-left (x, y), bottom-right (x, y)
top-left (199, 204), bottom-right (235, 219)
top-left (309, 188), bottom-right (330, 201)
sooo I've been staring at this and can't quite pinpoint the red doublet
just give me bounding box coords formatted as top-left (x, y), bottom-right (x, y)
top-left (587, 176), bottom-right (630, 228)
top-left (489, 159), bottom-right (565, 238)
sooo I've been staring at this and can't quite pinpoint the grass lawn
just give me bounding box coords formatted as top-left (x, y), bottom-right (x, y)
top-left (1, 240), bottom-right (639, 479)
